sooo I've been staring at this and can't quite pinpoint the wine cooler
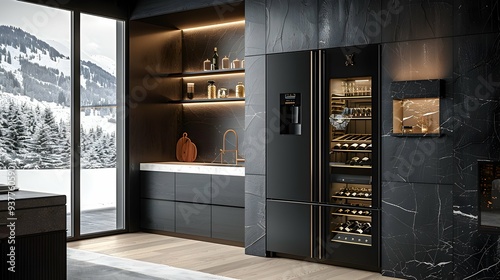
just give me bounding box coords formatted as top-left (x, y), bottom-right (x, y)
top-left (266, 45), bottom-right (380, 271)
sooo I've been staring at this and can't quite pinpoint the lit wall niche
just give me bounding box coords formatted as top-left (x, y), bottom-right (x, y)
top-left (391, 79), bottom-right (443, 136)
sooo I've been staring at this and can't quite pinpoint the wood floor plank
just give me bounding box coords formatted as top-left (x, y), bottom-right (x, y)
top-left (67, 232), bottom-right (398, 280)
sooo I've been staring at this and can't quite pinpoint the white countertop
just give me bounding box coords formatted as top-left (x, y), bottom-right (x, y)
top-left (140, 162), bottom-right (245, 176)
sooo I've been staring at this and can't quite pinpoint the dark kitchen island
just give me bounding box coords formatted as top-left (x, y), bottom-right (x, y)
top-left (0, 190), bottom-right (66, 279)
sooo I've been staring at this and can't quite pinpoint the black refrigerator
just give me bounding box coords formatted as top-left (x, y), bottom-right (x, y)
top-left (266, 45), bottom-right (380, 271)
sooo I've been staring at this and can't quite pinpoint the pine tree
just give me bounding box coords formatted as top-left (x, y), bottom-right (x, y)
top-left (7, 103), bottom-right (32, 167)
top-left (103, 131), bottom-right (116, 168)
top-left (20, 103), bottom-right (39, 169)
top-left (58, 119), bottom-right (70, 169)
top-left (33, 108), bottom-right (64, 168)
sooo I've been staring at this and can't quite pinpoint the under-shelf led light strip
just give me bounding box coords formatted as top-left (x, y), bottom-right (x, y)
top-left (182, 20), bottom-right (245, 32)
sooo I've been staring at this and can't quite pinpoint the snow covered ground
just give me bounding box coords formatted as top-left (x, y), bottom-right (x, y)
top-left (0, 168), bottom-right (117, 212)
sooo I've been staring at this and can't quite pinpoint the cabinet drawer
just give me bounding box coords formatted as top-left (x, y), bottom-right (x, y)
top-left (175, 173), bottom-right (211, 203)
top-left (0, 206), bottom-right (66, 236)
top-left (175, 202), bottom-right (211, 237)
top-left (212, 175), bottom-right (244, 207)
top-left (141, 199), bottom-right (175, 232)
top-left (141, 171), bottom-right (175, 200)
top-left (211, 205), bottom-right (244, 242)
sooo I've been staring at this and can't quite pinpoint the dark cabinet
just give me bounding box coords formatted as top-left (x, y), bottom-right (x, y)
top-left (212, 205), bottom-right (244, 242)
top-left (140, 198), bottom-right (175, 231)
top-left (176, 173), bottom-right (211, 203)
top-left (267, 200), bottom-right (313, 258)
top-left (140, 170), bottom-right (244, 243)
top-left (141, 171), bottom-right (175, 200)
top-left (212, 175), bottom-right (244, 207)
top-left (175, 202), bottom-right (211, 237)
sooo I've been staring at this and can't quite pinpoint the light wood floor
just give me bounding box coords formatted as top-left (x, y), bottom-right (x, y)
top-left (67, 232), bottom-right (396, 280)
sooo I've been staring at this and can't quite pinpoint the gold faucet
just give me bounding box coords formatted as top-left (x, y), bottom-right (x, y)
top-left (220, 129), bottom-right (245, 165)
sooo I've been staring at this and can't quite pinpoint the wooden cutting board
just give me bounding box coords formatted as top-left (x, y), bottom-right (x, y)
top-left (176, 132), bottom-right (197, 162)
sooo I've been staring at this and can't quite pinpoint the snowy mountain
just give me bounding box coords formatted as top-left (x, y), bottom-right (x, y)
top-left (0, 25), bottom-right (116, 106)
top-left (0, 26), bottom-right (118, 170)
top-left (46, 39), bottom-right (116, 76)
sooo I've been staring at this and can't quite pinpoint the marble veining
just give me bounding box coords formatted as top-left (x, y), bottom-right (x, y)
top-left (381, 0), bottom-right (453, 42)
top-left (266, 0), bottom-right (318, 53)
top-left (381, 182), bottom-right (453, 279)
top-left (140, 162), bottom-right (244, 176)
top-left (319, 0), bottom-right (382, 48)
top-left (244, 174), bottom-right (267, 256)
top-left (245, 0), bottom-right (266, 56)
top-left (454, 0), bottom-right (500, 36)
top-left (244, 55), bottom-right (266, 176)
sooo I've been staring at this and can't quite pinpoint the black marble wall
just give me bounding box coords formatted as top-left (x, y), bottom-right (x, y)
top-left (244, 0), bottom-right (267, 257)
top-left (182, 102), bottom-right (245, 163)
top-left (452, 32), bottom-right (500, 280)
top-left (245, 0), bottom-right (500, 278)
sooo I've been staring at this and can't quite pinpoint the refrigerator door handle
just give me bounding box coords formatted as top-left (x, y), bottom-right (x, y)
top-left (310, 50), bottom-right (315, 203)
top-left (317, 50), bottom-right (324, 259)
top-left (310, 205), bottom-right (314, 258)
top-left (309, 51), bottom-right (315, 259)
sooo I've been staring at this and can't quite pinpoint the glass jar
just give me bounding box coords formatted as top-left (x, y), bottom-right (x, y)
top-left (222, 56), bottom-right (230, 69)
top-left (235, 82), bottom-right (245, 98)
top-left (207, 80), bottom-right (216, 99)
top-left (203, 59), bottom-right (211, 71)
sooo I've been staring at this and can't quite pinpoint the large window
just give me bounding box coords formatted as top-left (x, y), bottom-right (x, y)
top-left (0, 0), bottom-right (125, 238)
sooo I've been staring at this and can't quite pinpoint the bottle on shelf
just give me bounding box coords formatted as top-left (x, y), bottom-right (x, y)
top-left (212, 47), bottom-right (219, 70)
top-left (356, 143), bottom-right (368, 150)
top-left (231, 58), bottom-right (241, 69)
top-left (203, 59), bottom-right (211, 71)
top-left (207, 80), bottom-right (216, 99)
top-left (222, 56), bottom-right (229, 69)
top-left (186, 82), bottom-right (194, 99)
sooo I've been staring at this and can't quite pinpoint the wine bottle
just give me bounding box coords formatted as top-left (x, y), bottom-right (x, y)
top-left (357, 143), bottom-right (367, 150)
top-left (362, 223), bottom-right (372, 234)
top-left (356, 224), bottom-right (366, 234)
top-left (344, 221), bottom-right (359, 232)
top-left (348, 143), bottom-right (359, 150)
top-left (212, 47), bottom-right (219, 70)
top-left (337, 222), bottom-right (348, 231)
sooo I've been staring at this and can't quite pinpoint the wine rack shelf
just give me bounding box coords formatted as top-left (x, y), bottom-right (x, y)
top-left (330, 149), bottom-right (372, 153)
top-left (331, 196), bottom-right (372, 201)
top-left (332, 134), bottom-right (372, 143)
top-left (329, 163), bottom-right (371, 169)
top-left (331, 213), bottom-right (372, 218)
top-left (331, 95), bottom-right (372, 100)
